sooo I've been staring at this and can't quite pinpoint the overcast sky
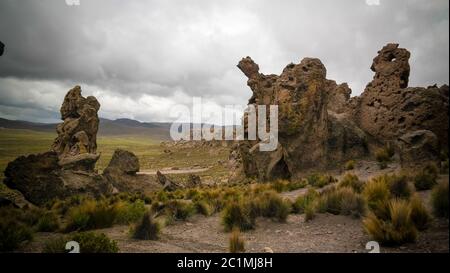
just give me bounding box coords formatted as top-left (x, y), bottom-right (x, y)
top-left (0, 0), bottom-right (448, 124)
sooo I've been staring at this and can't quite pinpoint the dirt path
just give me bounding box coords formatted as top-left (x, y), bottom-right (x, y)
top-left (138, 167), bottom-right (210, 175)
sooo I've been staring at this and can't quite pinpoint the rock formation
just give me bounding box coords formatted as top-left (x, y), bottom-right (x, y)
top-left (2, 86), bottom-right (160, 206)
top-left (235, 57), bottom-right (368, 180)
top-left (3, 151), bottom-right (112, 205)
top-left (103, 149), bottom-right (159, 193)
top-left (233, 43), bottom-right (448, 180)
top-left (51, 85), bottom-right (101, 172)
top-left (156, 171), bottom-right (182, 191)
top-left (351, 43), bottom-right (449, 148)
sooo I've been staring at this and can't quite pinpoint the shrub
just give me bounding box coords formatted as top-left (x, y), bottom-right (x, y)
top-left (431, 181), bottom-right (449, 218)
top-left (43, 237), bottom-right (69, 253)
top-left (363, 176), bottom-right (390, 216)
top-left (344, 160), bottom-right (355, 170)
top-left (165, 200), bottom-right (195, 220)
top-left (36, 211), bottom-right (60, 232)
top-left (132, 212), bottom-right (160, 240)
top-left (375, 148), bottom-right (392, 163)
top-left (388, 175), bottom-right (412, 199)
top-left (72, 232), bottom-right (118, 253)
top-left (65, 199), bottom-right (117, 232)
top-left (115, 200), bottom-right (146, 224)
top-left (307, 174), bottom-right (336, 188)
top-left (410, 195), bottom-right (431, 231)
top-left (194, 200), bottom-right (213, 216)
top-left (271, 180), bottom-right (289, 193)
top-left (292, 189), bottom-right (318, 214)
top-left (338, 173), bottom-right (364, 193)
top-left (0, 219), bottom-right (33, 251)
top-left (363, 199), bottom-right (417, 246)
top-left (286, 180), bottom-right (308, 191)
top-left (229, 228), bottom-right (245, 253)
top-left (414, 164), bottom-right (439, 191)
top-left (256, 191), bottom-right (290, 222)
top-left (320, 187), bottom-right (366, 217)
top-left (222, 201), bottom-right (256, 232)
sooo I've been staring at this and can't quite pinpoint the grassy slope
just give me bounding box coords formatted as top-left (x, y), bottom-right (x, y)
top-left (0, 128), bottom-right (230, 182)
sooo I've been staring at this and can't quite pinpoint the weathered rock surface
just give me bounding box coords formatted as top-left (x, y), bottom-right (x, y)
top-left (351, 43), bottom-right (449, 147)
top-left (397, 130), bottom-right (441, 168)
top-left (233, 43), bottom-right (448, 180)
top-left (3, 152), bottom-right (112, 205)
top-left (235, 56), bottom-right (369, 180)
top-left (156, 171), bottom-right (182, 191)
top-left (103, 149), bottom-right (160, 193)
top-left (51, 85), bottom-right (101, 172)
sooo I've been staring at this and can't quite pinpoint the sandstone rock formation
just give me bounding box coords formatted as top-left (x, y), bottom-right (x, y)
top-left (52, 85), bottom-right (101, 172)
top-left (2, 86), bottom-right (161, 206)
top-left (235, 57), bottom-right (369, 180)
top-left (233, 43), bottom-right (448, 180)
top-left (351, 43), bottom-right (449, 148)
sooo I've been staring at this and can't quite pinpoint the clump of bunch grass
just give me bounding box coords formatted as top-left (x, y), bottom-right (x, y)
top-left (306, 174), bottom-right (337, 188)
top-left (362, 176), bottom-right (391, 216)
top-left (229, 228), bottom-right (245, 253)
top-left (319, 186), bottom-right (366, 218)
top-left (375, 146), bottom-right (394, 169)
top-left (43, 232), bottom-right (119, 253)
top-left (414, 164), bottom-right (439, 191)
top-left (409, 195), bottom-right (431, 231)
top-left (222, 201), bottom-right (256, 232)
top-left (114, 200), bottom-right (146, 224)
top-left (0, 217), bottom-right (33, 251)
top-left (132, 211), bottom-right (160, 240)
top-left (338, 173), bottom-right (365, 193)
top-left (431, 181), bottom-right (449, 218)
top-left (65, 199), bottom-right (118, 232)
top-left (387, 174), bottom-right (412, 199)
top-left (255, 191), bottom-right (290, 222)
top-left (292, 188), bottom-right (319, 214)
top-left (344, 160), bottom-right (356, 170)
top-left (36, 211), bottom-right (60, 232)
top-left (165, 200), bottom-right (195, 220)
top-left (193, 199), bottom-right (213, 216)
top-left (363, 199), bottom-right (417, 246)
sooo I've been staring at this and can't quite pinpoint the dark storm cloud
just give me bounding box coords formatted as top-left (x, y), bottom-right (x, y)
top-left (0, 0), bottom-right (448, 123)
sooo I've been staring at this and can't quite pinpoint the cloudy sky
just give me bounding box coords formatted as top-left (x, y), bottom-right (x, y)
top-left (0, 0), bottom-right (448, 124)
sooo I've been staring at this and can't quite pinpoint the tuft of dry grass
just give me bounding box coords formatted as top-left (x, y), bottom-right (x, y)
top-left (229, 228), bottom-right (245, 253)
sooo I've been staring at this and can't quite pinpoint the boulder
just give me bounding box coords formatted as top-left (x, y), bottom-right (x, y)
top-left (3, 152), bottom-right (112, 205)
top-left (103, 149), bottom-right (140, 175)
top-left (397, 130), bottom-right (441, 168)
top-left (156, 171), bottom-right (182, 191)
top-left (103, 149), bottom-right (159, 193)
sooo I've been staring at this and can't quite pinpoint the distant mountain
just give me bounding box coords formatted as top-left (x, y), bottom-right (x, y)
top-left (0, 117), bottom-right (172, 140)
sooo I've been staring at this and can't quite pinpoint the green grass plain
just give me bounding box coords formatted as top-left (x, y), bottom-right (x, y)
top-left (0, 128), bottom-right (230, 182)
